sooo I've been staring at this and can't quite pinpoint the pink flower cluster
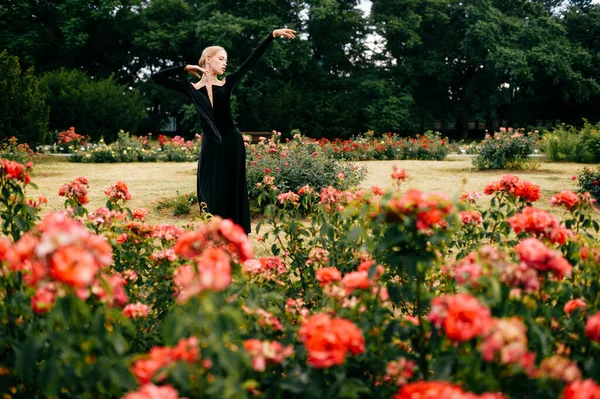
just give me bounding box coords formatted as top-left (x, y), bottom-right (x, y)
top-left (122, 384), bottom-right (185, 399)
top-left (508, 207), bottom-right (572, 245)
top-left (243, 339), bottom-right (294, 371)
top-left (173, 217), bottom-right (253, 263)
top-left (123, 302), bottom-right (150, 318)
top-left (483, 174), bottom-right (541, 202)
top-left (173, 247), bottom-right (232, 303)
top-left (479, 317), bottom-right (530, 365)
top-left (242, 305), bottom-right (283, 331)
top-left (460, 191), bottom-right (483, 204)
top-left (58, 177), bottom-right (90, 205)
top-left (515, 238), bottom-right (572, 279)
top-left (385, 358), bottom-right (416, 386)
top-left (242, 256), bottom-right (287, 280)
top-left (459, 210), bottom-right (483, 225)
top-left (277, 191), bottom-right (300, 206)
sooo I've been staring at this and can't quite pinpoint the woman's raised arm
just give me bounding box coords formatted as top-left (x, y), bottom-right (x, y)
top-left (151, 65), bottom-right (188, 95)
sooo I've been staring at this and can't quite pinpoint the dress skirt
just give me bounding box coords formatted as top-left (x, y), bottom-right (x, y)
top-left (196, 127), bottom-right (251, 234)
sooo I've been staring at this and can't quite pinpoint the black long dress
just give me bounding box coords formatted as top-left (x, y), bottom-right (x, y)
top-left (151, 33), bottom-right (275, 234)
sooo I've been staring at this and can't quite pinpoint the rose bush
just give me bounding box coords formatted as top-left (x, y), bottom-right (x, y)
top-left (1, 159), bottom-right (600, 398)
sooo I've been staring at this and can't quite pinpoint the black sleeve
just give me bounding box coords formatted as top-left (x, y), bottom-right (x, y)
top-left (227, 33), bottom-right (275, 84)
top-left (151, 65), bottom-right (188, 95)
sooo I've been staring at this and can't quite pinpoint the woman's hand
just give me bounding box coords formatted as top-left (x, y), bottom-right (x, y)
top-left (273, 28), bottom-right (296, 39)
top-left (184, 64), bottom-right (209, 79)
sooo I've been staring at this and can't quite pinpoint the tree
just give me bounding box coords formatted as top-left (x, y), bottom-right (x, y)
top-left (0, 50), bottom-right (49, 144)
top-left (39, 68), bottom-right (146, 142)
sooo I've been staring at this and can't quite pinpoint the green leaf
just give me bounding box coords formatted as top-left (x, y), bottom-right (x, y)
top-left (432, 354), bottom-right (455, 380)
top-left (38, 356), bottom-right (59, 397)
top-left (15, 336), bottom-right (39, 385)
top-left (338, 378), bottom-right (371, 398)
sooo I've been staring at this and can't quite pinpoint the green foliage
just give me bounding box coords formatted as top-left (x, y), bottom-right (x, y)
top-left (156, 192), bottom-right (199, 216)
top-left (39, 69), bottom-right (146, 143)
top-left (473, 129), bottom-right (539, 170)
top-left (542, 121), bottom-right (600, 163)
top-left (0, 50), bottom-right (49, 145)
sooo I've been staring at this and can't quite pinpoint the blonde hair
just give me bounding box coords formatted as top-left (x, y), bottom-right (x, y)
top-left (198, 46), bottom-right (226, 68)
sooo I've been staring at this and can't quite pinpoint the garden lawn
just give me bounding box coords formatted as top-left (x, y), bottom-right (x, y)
top-left (32, 155), bottom-right (584, 243)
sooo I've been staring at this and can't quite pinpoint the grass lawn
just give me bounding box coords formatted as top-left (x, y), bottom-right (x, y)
top-left (30, 155), bottom-right (588, 252)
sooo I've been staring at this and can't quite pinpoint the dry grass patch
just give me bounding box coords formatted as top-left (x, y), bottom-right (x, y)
top-left (30, 155), bottom-right (591, 251)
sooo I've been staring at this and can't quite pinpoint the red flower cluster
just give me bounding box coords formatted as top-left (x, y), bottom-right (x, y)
top-left (315, 267), bottom-right (342, 286)
top-left (243, 339), bottom-right (294, 371)
top-left (508, 207), bottom-right (571, 244)
top-left (58, 176), bottom-right (90, 205)
top-left (58, 127), bottom-right (87, 145)
top-left (564, 299), bottom-right (587, 315)
top-left (104, 181), bottom-right (132, 201)
top-left (563, 379), bottom-right (600, 399)
top-left (549, 190), bottom-right (580, 211)
top-left (131, 337), bottom-right (199, 384)
top-left (585, 312), bottom-right (600, 341)
top-left (428, 293), bottom-right (493, 341)
top-left (151, 224), bottom-right (183, 242)
top-left (1, 158), bottom-right (31, 184)
top-left (394, 381), bottom-right (506, 399)
top-left (515, 238), bottom-right (572, 279)
top-left (299, 313), bottom-right (365, 368)
top-left (384, 189), bottom-right (454, 231)
top-left (483, 174), bottom-right (541, 202)
top-left (173, 217), bottom-right (253, 263)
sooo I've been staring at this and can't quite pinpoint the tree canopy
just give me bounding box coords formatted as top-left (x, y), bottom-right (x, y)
top-left (1, 0), bottom-right (599, 139)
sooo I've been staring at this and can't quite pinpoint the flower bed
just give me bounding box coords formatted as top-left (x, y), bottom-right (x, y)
top-left (2, 155), bottom-right (600, 398)
top-left (316, 130), bottom-right (450, 161)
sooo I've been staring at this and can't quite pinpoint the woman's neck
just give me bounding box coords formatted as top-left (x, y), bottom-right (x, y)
top-left (201, 72), bottom-right (218, 85)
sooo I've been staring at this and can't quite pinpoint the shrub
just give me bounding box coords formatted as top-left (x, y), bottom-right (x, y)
top-left (0, 137), bottom-right (37, 164)
top-left (577, 166), bottom-right (600, 203)
top-left (0, 50), bottom-right (49, 144)
top-left (39, 68), bottom-right (146, 143)
top-left (542, 121), bottom-right (600, 163)
top-left (246, 133), bottom-right (366, 209)
top-left (472, 128), bottom-right (539, 170)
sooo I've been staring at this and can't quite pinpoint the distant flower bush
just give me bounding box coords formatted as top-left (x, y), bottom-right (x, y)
top-left (317, 130), bottom-right (449, 161)
top-left (472, 128), bottom-right (540, 170)
top-left (69, 130), bottom-right (202, 163)
top-left (0, 136), bottom-right (37, 164)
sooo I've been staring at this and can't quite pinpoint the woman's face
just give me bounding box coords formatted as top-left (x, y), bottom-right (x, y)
top-left (208, 50), bottom-right (228, 75)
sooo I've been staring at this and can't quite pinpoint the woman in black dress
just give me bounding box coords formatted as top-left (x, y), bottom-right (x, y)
top-left (151, 28), bottom-right (296, 234)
